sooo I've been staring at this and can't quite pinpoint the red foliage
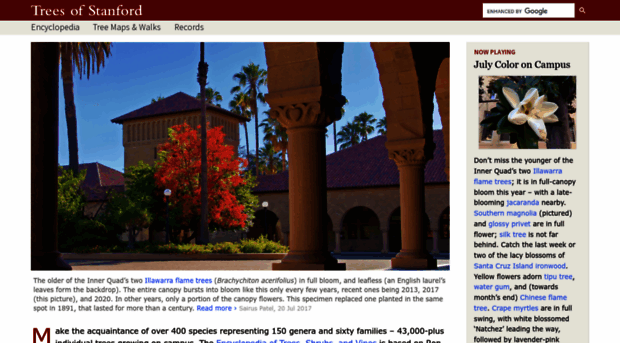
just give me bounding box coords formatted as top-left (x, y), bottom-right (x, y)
top-left (154, 123), bottom-right (248, 229)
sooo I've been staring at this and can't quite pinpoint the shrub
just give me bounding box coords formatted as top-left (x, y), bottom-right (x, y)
top-left (262, 240), bottom-right (288, 253)
top-left (239, 239), bottom-right (264, 253)
top-left (211, 242), bottom-right (241, 254)
top-left (69, 236), bottom-right (288, 254)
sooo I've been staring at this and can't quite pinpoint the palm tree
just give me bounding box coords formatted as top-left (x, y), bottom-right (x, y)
top-left (333, 98), bottom-right (349, 152)
top-left (60, 42), bottom-right (112, 175)
top-left (353, 112), bottom-right (377, 141)
top-left (229, 91), bottom-right (252, 159)
top-left (257, 143), bottom-right (282, 175)
top-left (336, 122), bottom-right (362, 150)
top-left (196, 87), bottom-right (223, 107)
top-left (151, 95), bottom-right (164, 103)
top-left (231, 62), bottom-right (268, 176)
top-left (260, 114), bottom-right (288, 170)
top-left (377, 117), bottom-right (387, 135)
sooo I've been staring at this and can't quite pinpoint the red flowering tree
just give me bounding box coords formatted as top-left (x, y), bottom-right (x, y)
top-left (154, 123), bottom-right (249, 232)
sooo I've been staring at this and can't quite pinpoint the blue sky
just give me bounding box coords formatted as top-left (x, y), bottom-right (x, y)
top-left (59, 42), bottom-right (442, 172)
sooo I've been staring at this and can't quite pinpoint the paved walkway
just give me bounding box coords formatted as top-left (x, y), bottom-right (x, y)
top-left (67, 259), bottom-right (449, 271)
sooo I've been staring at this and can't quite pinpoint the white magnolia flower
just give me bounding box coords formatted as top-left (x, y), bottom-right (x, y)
top-left (502, 87), bottom-right (559, 140)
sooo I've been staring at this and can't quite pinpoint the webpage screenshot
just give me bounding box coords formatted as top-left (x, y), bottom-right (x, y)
top-left (3, 1), bottom-right (618, 343)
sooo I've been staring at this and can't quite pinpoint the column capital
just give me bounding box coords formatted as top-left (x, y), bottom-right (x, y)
top-left (268, 101), bottom-right (325, 129)
top-left (389, 148), bottom-right (427, 167)
top-left (265, 86), bottom-right (345, 129)
top-left (386, 138), bottom-right (427, 167)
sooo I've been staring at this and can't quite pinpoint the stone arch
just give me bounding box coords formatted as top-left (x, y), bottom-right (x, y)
top-left (371, 43), bottom-right (426, 149)
top-left (340, 206), bottom-right (382, 252)
top-left (250, 209), bottom-right (280, 242)
top-left (387, 207), bottom-right (433, 253)
top-left (326, 214), bottom-right (337, 253)
top-left (388, 207), bottom-right (402, 252)
top-left (439, 206), bottom-right (450, 239)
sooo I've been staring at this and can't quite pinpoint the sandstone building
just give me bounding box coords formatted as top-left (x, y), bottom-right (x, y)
top-left (252, 131), bottom-right (449, 255)
top-left (111, 92), bottom-right (249, 168)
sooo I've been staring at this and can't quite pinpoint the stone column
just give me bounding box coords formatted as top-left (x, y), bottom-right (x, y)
top-left (431, 228), bottom-right (440, 255)
top-left (389, 147), bottom-right (437, 270)
top-left (334, 229), bottom-right (342, 254)
top-left (436, 58), bottom-right (450, 181)
top-left (282, 231), bottom-right (289, 246)
top-left (267, 98), bottom-right (345, 271)
top-left (31, 43), bottom-right (72, 270)
top-left (381, 228), bottom-right (390, 254)
top-left (264, 42), bottom-right (346, 270)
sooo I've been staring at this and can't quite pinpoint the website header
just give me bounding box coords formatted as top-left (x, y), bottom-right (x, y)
top-left (1, 1), bottom-right (618, 21)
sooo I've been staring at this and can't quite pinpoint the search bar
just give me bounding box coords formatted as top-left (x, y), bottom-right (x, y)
top-left (483, 3), bottom-right (575, 18)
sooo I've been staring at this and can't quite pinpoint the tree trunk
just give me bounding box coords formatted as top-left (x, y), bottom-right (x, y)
top-left (251, 88), bottom-right (260, 176)
top-left (333, 122), bottom-right (337, 151)
top-left (127, 226), bottom-right (136, 249)
top-left (546, 96), bottom-right (572, 149)
top-left (61, 46), bottom-right (79, 175)
top-left (254, 111), bottom-right (259, 176)
top-left (198, 43), bottom-right (210, 244)
top-left (243, 122), bottom-right (250, 158)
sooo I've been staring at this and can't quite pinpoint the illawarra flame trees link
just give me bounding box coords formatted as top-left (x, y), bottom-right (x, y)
top-left (154, 123), bottom-right (248, 230)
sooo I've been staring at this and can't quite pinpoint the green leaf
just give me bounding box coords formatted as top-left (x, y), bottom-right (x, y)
top-left (496, 116), bottom-right (519, 134)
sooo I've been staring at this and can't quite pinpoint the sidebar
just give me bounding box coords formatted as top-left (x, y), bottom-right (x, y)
top-left (467, 43), bottom-right (589, 343)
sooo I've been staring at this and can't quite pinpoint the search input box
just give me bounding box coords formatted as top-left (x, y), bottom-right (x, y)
top-left (483, 3), bottom-right (575, 18)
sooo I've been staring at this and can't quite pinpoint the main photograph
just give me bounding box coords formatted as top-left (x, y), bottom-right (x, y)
top-left (31, 42), bottom-right (450, 271)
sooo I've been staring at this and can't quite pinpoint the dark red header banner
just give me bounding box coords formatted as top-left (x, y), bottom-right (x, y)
top-left (2, 1), bottom-right (619, 21)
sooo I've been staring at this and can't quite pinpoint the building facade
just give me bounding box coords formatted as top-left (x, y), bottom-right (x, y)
top-left (252, 132), bottom-right (450, 255)
top-left (111, 92), bottom-right (248, 168)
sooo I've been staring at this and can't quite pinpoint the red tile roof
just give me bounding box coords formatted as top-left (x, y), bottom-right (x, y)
top-left (254, 130), bottom-right (448, 193)
top-left (110, 92), bottom-right (249, 124)
top-left (59, 163), bottom-right (125, 201)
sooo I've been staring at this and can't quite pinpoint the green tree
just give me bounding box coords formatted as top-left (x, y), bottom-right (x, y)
top-left (231, 62), bottom-right (268, 176)
top-left (232, 174), bottom-right (259, 231)
top-left (105, 161), bottom-right (163, 248)
top-left (332, 98), bottom-right (349, 152)
top-left (257, 143), bottom-right (283, 175)
top-left (196, 87), bottom-right (223, 107)
top-left (60, 43), bottom-right (112, 175)
top-left (104, 192), bottom-right (151, 249)
top-left (260, 114), bottom-right (288, 170)
top-left (377, 117), bottom-right (387, 135)
top-left (229, 91), bottom-right (252, 158)
top-left (336, 121), bottom-right (362, 150)
top-left (57, 167), bottom-right (87, 226)
top-left (151, 95), bottom-right (164, 103)
top-left (353, 112), bottom-right (377, 141)
top-left (57, 167), bottom-right (122, 251)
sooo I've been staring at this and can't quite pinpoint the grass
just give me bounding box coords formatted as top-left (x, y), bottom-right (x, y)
top-left (71, 236), bottom-right (289, 254)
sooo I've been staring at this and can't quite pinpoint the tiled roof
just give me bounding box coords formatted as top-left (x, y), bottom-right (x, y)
top-left (110, 92), bottom-right (249, 124)
top-left (254, 130), bottom-right (448, 193)
top-left (59, 163), bottom-right (125, 202)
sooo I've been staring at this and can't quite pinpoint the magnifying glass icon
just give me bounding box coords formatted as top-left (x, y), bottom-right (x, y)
top-left (579, 7), bottom-right (586, 14)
